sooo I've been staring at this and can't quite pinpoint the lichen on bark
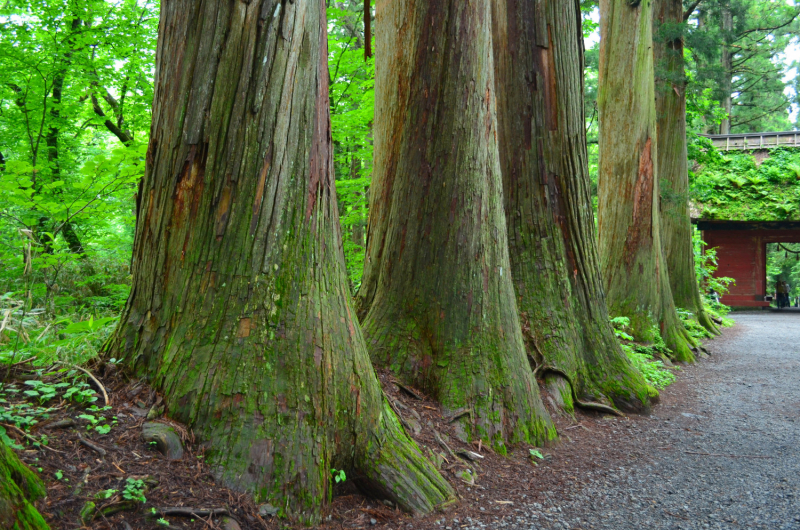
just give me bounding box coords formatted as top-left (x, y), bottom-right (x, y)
top-left (105, 0), bottom-right (453, 523)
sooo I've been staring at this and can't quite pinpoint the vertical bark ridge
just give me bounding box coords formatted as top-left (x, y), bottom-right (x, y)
top-left (597, 0), bottom-right (695, 362)
top-left (107, 0), bottom-right (453, 523)
top-left (358, 0), bottom-right (555, 451)
top-left (654, 0), bottom-right (719, 335)
top-left (491, 0), bottom-right (654, 412)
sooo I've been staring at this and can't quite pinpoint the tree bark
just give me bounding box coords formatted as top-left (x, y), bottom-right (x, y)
top-left (106, 0), bottom-right (453, 523)
top-left (356, 0), bottom-right (554, 450)
top-left (491, 0), bottom-right (654, 412)
top-left (0, 443), bottom-right (50, 530)
top-left (654, 0), bottom-right (719, 335)
top-left (597, 0), bottom-right (695, 361)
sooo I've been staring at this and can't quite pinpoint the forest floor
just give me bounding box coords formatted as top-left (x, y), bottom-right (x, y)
top-left (11, 311), bottom-right (800, 530)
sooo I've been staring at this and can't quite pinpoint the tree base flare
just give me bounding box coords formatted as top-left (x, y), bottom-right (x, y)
top-left (355, 400), bottom-right (456, 515)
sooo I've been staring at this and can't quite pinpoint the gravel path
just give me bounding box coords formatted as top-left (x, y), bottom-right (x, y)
top-left (458, 312), bottom-right (800, 530)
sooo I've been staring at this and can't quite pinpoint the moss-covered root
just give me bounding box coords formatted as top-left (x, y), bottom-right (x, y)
top-left (0, 443), bottom-right (50, 530)
top-left (544, 375), bottom-right (576, 415)
top-left (662, 319), bottom-right (696, 363)
top-left (356, 400), bottom-right (455, 515)
top-left (697, 309), bottom-right (721, 336)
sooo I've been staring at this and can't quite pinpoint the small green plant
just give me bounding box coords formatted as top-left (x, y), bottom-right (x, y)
top-left (610, 318), bottom-right (677, 389)
top-left (95, 490), bottom-right (117, 501)
top-left (529, 449), bottom-right (544, 460)
top-left (55, 470), bottom-right (63, 480)
top-left (676, 309), bottom-right (713, 341)
top-left (62, 380), bottom-right (98, 403)
top-left (331, 468), bottom-right (346, 484)
top-left (22, 380), bottom-right (66, 403)
top-left (156, 518), bottom-right (169, 526)
top-left (77, 406), bottom-right (114, 435)
top-left (122, 478), bottom-right (147, 504)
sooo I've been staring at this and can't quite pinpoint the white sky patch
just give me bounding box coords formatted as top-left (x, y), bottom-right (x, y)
top-left (584, 7), bottom-right (800, 127)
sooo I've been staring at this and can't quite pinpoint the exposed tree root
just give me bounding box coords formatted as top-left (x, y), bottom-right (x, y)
top-left (697, 310), bottom-right (721, 336)
top-left (533, 364), bottom-right (624, 417)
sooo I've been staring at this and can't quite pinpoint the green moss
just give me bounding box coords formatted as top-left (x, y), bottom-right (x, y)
top-left (0, 443), bottom-right (49, 530)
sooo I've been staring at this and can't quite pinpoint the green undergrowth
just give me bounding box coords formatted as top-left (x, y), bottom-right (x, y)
top-left (677, 308), bottom-right (714, 341)
top-left (692, 147), bottom-right (800, 221)
top-left (1, 293), bottom-right (120, 368)
top-left (0, 367), bottom-right (106, 450)
top-left (611, 317), bottom-right (677, 389)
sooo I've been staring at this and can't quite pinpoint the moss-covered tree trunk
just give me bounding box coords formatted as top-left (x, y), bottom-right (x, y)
top-left (491, 0), bottom-right (654, 412)
top-left (356, 0), bottom-right (554, 451)
top-left (106, 0), bottom-right (453, 523)
top-left (654, 0), bottom-right (719, 335)
top-left (597, 0), bottom-right (695, 361)
top-left (0, 443), bottom-right (49, 530)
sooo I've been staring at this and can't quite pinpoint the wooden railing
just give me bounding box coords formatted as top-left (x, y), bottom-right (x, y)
top-left (703, 131), bottom-right (800, 151)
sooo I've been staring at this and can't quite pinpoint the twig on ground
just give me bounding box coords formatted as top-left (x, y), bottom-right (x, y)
top-left (55, 361), bottom-right (109, 406)
top-left (393, 381), bottom-right (424, 400)
top-left (78, 433), bottom-right (107, 456)
top-left (8, 356), bottom-right (37, 368)
top-left (1, 423), bottom-right (66, 454)
top-left (157, 507), bottom-right (229, 518)
top-left (433, 429), bottom-right (457, 460)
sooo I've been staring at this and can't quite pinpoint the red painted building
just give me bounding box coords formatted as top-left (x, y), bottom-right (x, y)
top-left (698, 220), bottom-right (800, 307)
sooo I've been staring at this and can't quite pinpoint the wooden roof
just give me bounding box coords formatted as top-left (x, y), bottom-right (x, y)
top-left (695, 220), bottom-right (800, 230)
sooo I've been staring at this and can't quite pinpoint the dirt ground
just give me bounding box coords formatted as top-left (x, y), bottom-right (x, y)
top-left (9, 316), bottom-right (788, 530)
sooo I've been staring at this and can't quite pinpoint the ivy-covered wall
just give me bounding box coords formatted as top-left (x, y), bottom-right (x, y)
top-left (691, 147), bottom-right (800, 221)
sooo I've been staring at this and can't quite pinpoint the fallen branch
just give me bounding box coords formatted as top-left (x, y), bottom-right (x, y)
top-left (55, 361), bottom-right (109, 406)
top-left (684, 451), bottom-right (771, 459)
top-left (44, 418), bottom-right (75, 430)
top-left (1, 423), bottom-right (65, 454)
top-left (78, 433), bottom-right (107, 456)
top-left (9, 356), bottom-right (36, 368)
top-left (393, 381), bottom-right (424, 400)
top-left (156, 507), bottom-right (229, 518)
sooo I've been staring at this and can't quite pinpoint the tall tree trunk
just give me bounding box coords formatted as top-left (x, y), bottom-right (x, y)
top-left (491, 0), bottom-right (654, 413)
top-left (106, 0), bottom-right (453, 523)
top-left (43, 16), bottom-right (85, 255)
top-left (654, 0), bottom-right (719, 335)
top-left (0, 443), bottom-right (50, 530)
top-left (356, 0), bottom-right (554, 451)
top-left (719, 1), bottom-right (733, 134)
top-left (597, 0), bottom-right (695, 361)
